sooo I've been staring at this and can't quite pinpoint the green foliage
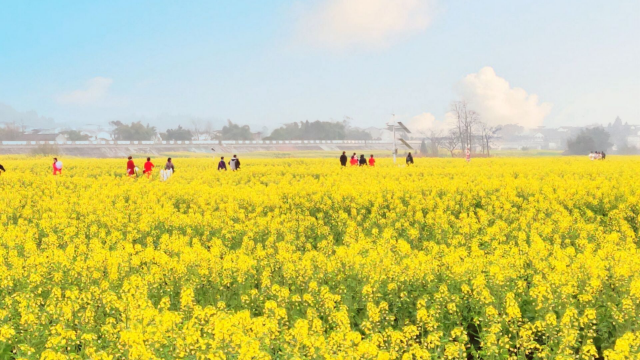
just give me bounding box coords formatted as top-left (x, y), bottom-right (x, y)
top-left (161, 126), bottom-right (193, 141)
top-left (62, 130), bottom-right (90, 141)
top-left (420, 139), bottom-right (428, 155)
top-left (109, 121), bottom-right (157, 141)
top-left (222, 120), bottom-right (253, 140)
top-left (345, 128), bottom-right (372, 140)
top-left (566, 127), bottom-right (612, 155)
top-left (265, 120), bottom-right (371, 140)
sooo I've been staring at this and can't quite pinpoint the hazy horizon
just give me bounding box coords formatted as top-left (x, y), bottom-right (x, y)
top-left (1, 0), bottom-right (638, 132)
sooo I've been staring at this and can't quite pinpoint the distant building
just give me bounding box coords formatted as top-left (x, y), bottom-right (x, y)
top-left (627, 131), bottom-right (640, 148)
top-left (607, 116), bottom-right (640, 149)
top-left (533, 133), bottom-right (544, 142)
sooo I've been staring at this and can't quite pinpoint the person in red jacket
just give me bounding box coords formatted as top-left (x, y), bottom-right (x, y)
top-left (143, 157), bottom-right (154, 178)
top-left (350, 153), bottom-right (358, 166)
top-left (368, 154), bottom-right (375, 166)
top-left (52, 158), bottom-right (62, 175)
top-left (126, 156), bottom-right (136, 177)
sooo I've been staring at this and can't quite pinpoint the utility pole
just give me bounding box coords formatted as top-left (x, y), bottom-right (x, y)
top-left (392, 114), bottom-right (397, 164)
top-left (387, 114), bottom-right (413, 164)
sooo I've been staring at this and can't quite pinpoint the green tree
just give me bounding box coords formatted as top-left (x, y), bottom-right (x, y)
top-left (345, 127), bottom-right (372, 140)
top-left (62, 130), bottom-right (90, 141)
top-left (265, 120), bottom-right (370, 140)
top-left (420, 139), bottom-right (428, 155)
top-left (222, 120), bottom-right (253, 140)
top-left (161, 126), bottom-right (193, 141)
top-left (109, 121), bottom-right (157, 141)
top-left (566, 127), bottom-right (612, 155)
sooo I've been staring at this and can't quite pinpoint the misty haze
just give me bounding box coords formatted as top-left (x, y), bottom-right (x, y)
top-left (1, 1), bottom-right (638, 157)
top-left (1, 1), bottom-right (639, 359)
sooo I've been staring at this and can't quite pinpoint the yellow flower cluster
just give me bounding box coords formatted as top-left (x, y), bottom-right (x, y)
top-left (0, 156), bottom-right (638, 359)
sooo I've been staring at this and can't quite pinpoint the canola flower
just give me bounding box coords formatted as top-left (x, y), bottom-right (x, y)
top-left (0, 156), bottom-right (638, 359)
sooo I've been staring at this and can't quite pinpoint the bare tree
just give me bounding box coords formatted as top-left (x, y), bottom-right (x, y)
top-left (426, 130), bottom-right (443, 156)
top-left (467, 110), bottom-right (480, 150)
top-left (203, 120), bottom-right (215, 140)
top-left (191, 119), bottom-right (203, 141)
top-left (450, 100), bottom-right (480, 151)
top-left (479, 123), bottom-right (501, 157)
top-left (441, 129), bottom-right (460, 157)
top-left (0, 122), bottom-right (24, 141)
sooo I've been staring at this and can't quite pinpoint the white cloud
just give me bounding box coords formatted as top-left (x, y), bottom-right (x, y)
top-left (455, 67), bottom-right (552, 128)
top-left (408, 112), bottom-right (457, 135)
top-left (57, 77), bottom-right (113, 105)
top-left (408, 112), bottom-right (436, 133)
top-left (295, 0), bottom-right (436, 49)
top-left (408, 67), bottom-right (551, 133)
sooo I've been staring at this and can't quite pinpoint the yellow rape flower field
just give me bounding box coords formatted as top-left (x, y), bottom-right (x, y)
top-left (0, 156), bottom-right (639, 360)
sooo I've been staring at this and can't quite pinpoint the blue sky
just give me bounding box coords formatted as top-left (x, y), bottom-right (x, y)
top-left (0, 0), bottom-right (638, 131)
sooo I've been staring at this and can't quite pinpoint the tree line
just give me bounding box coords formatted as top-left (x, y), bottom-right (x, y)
top-left (264, 120), bottom-right (371, 141)
top-left (105, 119), bottom-right (371, 141)
top-left (0, 110), bottom-right (624, 156)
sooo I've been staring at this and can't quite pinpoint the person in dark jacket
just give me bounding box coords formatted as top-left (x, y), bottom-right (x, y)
top-left (0, 164), bottom-right (5, 175)
top-left (165, 158), bottom-right (175, 173)
top-left (340, 151), bottom-right (348, 167)
top-left (359, 154), bottom-right (367, 166)
top-left (218, 157), bottom-right (227, 171)
top-left (406, 152), bottom-right (414, 165)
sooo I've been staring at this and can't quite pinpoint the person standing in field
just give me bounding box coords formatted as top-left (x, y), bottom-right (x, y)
top-left (143, 157), bottom-right (155, 179)
top-left (406, 152), bottom-right (414, 165)
top-left (229, 155), bottom-right (240, 171)
top-left (368, 154), bottom-right (375, 166)
top-left (350, 153), bottom-right (358, 166)
top-left (126, 156), bottom-right (136, 177)
top-left (159, 158), bottom-right (174, 181)
top-left (465, 148), bottom-right (471, 163)
top-left (359, 154), bottom-right (367, 166)
top-left (218, 156), bottom-right (227, 170)
top-left (0, 163), bottom-right (5, 175)
top-left (165, 158), bottom-right (175, 173)
top-left (602, 151), bottom-right (606, 160)
top-left (340, 151), bottom-right (348, 167)
top-left (53, 158), bottom-right (62, 175)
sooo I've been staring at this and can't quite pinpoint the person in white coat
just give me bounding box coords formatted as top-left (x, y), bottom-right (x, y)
top-left (53, 158), bottom-right (63, 175)
top-left (229, 154), bottom-right (241, 171)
